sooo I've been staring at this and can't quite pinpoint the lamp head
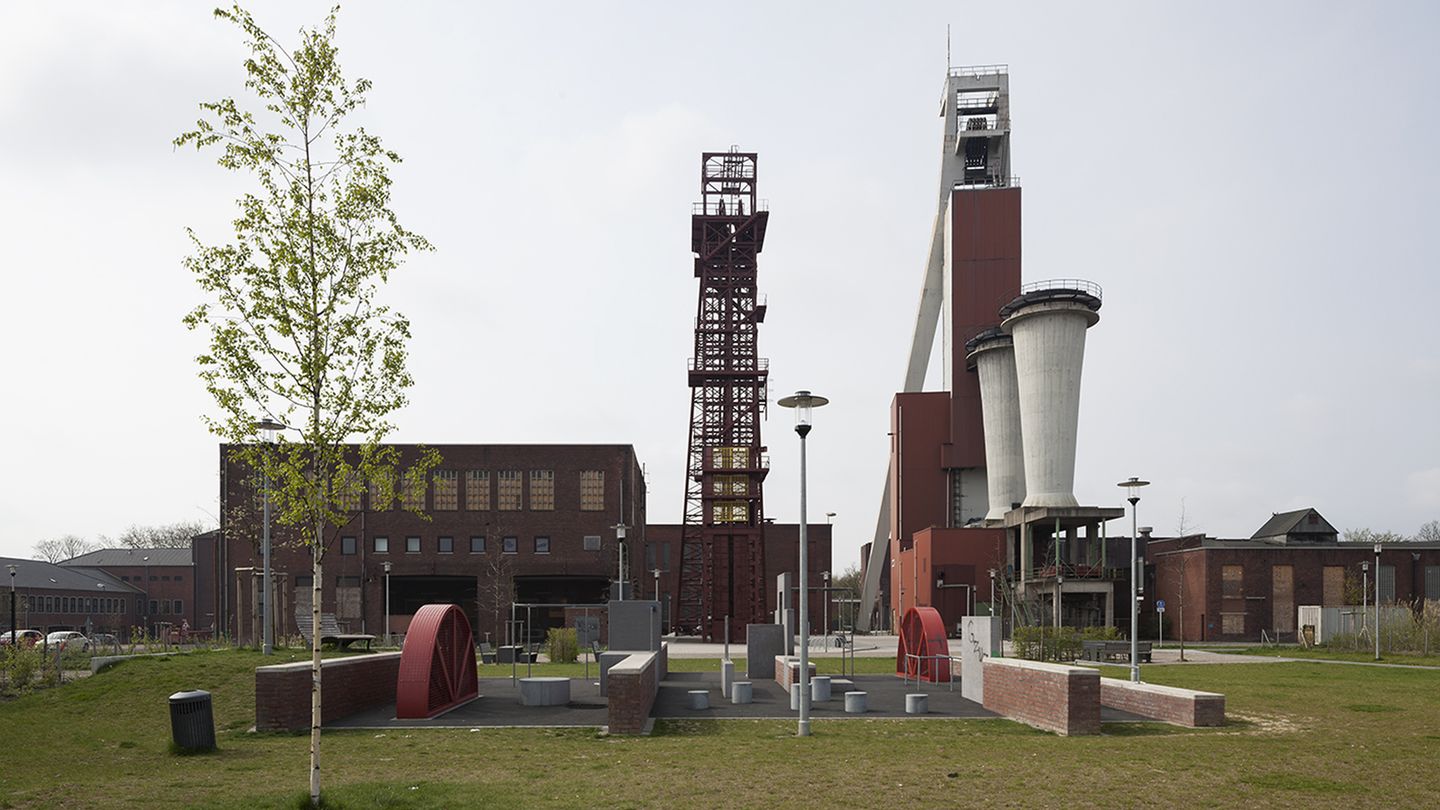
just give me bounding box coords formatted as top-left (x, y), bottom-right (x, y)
top-left (255, 418), bottom-right (287, 443)
top-left (382, 561), bottom-right (392, 574)
top-left (777, 390), bottom-right (829, 436)
top-left (1374, 542), bottom-right (1382, 554)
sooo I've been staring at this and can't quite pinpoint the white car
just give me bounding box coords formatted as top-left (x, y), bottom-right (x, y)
top-left (0, 629), bottom-right (44, 647)
top-left (45, 631), bottom-right (92, 653)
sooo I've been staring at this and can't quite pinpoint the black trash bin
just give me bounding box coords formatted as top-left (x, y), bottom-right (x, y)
top-left (169, 689), bottom-right (216, 752)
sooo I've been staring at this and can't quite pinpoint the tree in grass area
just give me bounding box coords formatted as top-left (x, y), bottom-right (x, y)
top-left (176, 5), bottom-right (435, 805)
top-left (1171, 498), bottom-right (1202, 662)
top-left (32, 535), bottom-right (100, 563)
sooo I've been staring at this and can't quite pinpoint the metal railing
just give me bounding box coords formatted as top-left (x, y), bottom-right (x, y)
top-left (688, 357), bottom-right (769, 372)
top-left (953, 175), bottom-right (1020, 189)
top-left (1020, 278), bottom-right (1104, 300)
top-left (901, 652), bottom-right (961, 691)
top-left (691, 199), bottom-right (770, 216)
top-left (949, 64), bottom-right (1008, 78)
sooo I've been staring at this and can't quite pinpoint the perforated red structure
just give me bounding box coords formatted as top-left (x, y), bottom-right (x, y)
top-left (396, 603), bottom-right (479, 719)
top-left (896, 606), bottom-right (952, 683)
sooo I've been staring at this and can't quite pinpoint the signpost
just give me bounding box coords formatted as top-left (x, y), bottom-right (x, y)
top-left (1156, 599), bottom-right (1166, 648)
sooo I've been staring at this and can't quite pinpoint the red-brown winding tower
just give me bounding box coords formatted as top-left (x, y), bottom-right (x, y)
top-left (676, 149), bottom-right (770, 640)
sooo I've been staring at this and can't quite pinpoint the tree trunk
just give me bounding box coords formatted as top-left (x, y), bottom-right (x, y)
top-left (310, 530), bottom-right (323, 805)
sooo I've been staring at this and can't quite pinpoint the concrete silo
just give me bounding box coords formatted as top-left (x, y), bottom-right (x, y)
top-left (965, 327), bottom-right (1025, 522)
top-left (1000, 280), bottom-right (1102, 508)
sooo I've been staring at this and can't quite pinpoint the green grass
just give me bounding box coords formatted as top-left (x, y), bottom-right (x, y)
top-left (0, 649), bottom-right (1437, 807)
top-left (1221, 646), bottom-right (1440, 667)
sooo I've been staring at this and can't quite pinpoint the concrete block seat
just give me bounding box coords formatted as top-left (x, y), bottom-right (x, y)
top-left (519, 677), bottom-right (571, 707)
top-left (844, 691), bottom-right (868, 714)
top-left (731, 682), bottom-right (753, 705)
top-left (905, 693), bottom-right (929, 714)
top-left (687, 690), bottom-right (710, 710)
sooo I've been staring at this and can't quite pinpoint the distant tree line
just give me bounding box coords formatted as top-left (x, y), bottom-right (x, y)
top-left (31, 519), bottom-right (214, 562)
top-left (1343, 520), bottom-right (1440, 544)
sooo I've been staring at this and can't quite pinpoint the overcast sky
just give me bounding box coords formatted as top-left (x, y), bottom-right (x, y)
top-left (2, 1), bottom-right (1437, 569)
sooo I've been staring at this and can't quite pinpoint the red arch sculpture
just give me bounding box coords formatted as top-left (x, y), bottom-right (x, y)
top-left (396, 603), bottom-right (479, 719)
top-left (896, 606), bottom-right (952, 683)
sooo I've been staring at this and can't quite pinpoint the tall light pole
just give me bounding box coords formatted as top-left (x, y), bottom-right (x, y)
top-left (7, 564), bottom-right (16, 648)
top-left (778, 389), bottom-right (828, 738)
top-left (612, 524), bottom-right (628, 600)
top-left (820, 570), bottom-right (830, 639)
top-left (382, 560), bottom-right (392, 647)
top-left (143, 555), bottom-right (151, 638)
top-left (1370, 539), bottom-right (1382, 660)
top-left (652, 568), bottom-right (662, 633)
top-left (255, 417), bottom-right (286, 655)
top-left (1117, 477), bottom-right (1150, 683)
top-left (1361, 560), bottom-right (1369, 639)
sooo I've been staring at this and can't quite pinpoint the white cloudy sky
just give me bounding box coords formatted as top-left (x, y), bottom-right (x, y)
top-left (2, 1), bottom-right (1437, 568)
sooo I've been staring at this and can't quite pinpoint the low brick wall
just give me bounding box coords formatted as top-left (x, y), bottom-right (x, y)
top-left (774, 655), bottom-right (816, 691)
top-left (1100, 678), bottom-right (1225, 727)
top-left (606, 642), bottom-right (669, 735)
top-left (982, 658), bottom-right (1100, 736)
top-left (256, 653), bottom-right (402, 732)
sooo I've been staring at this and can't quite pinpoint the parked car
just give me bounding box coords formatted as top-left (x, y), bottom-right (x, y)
top-left (0, 629), bottom-right (44, 647)
top-left (91, 633), bottom-right (120, 648)
top-left (45, 631), bottom-right (92, 653)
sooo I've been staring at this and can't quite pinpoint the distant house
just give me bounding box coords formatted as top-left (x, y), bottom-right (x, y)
top-left (1250, 508), bottom-right (1339, 544)
top-left (0, 556), bottom-right (143, 637)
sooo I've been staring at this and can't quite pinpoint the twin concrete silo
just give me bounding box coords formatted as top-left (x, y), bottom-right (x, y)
top-left (967, 280), bottom-right (1102, 520)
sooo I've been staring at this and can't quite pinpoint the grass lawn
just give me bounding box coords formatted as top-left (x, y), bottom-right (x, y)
top-left (0, 649), bottom-right (1436, 808)
top-left (1215, 646), bottom-right (1440, 667)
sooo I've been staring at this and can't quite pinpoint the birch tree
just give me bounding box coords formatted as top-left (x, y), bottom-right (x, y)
top-left (177, 5), bottom-right (434, 804)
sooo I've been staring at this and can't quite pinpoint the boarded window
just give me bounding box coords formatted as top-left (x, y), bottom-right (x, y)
top-left (1322, 566), bottom-right (1346, 607)
top-left (583, 535), bottom-right (601, 551)
top-left (434, 470), bottom-right (458, 510)
top-left (1378, 565), bottom-right (1396, 604)
top-left (580, 471), bottom-right (605, 511)
top-left (1221, 565), bottom-right (1244, 599)
top-left (466, 470), bottom-right (490, 510)
top-left (1222, 613), bottom-right (1245, 635)
top-left (1272, 565), bottom-right (1294, 634)
top-left (336, 576), bottom-right (361, 623)
top-left (530, 470), bottom-right (555, 511)
top-left (400, 470), bottom-right (426, 510)
top-left (498, 471), bottom-right (522, 511)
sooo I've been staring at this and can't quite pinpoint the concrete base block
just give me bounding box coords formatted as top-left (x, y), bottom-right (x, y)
top-left (811, 675), bottom-right (832, 702)
top-left (844, 691), bottom-right (867, 714)
top-left (905, 693), bottom-right (929, 714)
top-left (721, 660), bottom-right (735, 699)
top-left (732, 681), bottom-right (753, 704)
top-left (745, 624), bottom-right (785, 679)
top-left (687, 690), bottom-right (709, 710)
top-left (790, 683), bottom-right (810, 711)
top-left (519, 677), bottom-right (570, 707)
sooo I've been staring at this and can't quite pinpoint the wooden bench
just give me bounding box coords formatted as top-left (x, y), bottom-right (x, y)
top-left (1081, 640), bottom-right (1151, 663)
top-left (296, 611), bottom-right (376, 651)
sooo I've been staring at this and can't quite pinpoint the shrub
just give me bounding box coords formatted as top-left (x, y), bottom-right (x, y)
top-left (1013, 625), bottom-right (1083, 662)
top-left (545, 627), bottom-right (578, 663)
top-left (1, 645), bottom-right (42, 695)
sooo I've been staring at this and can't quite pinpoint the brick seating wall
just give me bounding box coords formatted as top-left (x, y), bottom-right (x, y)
top-left (606, 642), bottom-right (669, 735)
top-left (774, 655), bottom-right (817, 691)
top-left (255, 652), bottom-right (402, 732)
top-left (981, 657), bottom-right (1100, 736)
top-left (1099, 677), bottom-right (1225, 727)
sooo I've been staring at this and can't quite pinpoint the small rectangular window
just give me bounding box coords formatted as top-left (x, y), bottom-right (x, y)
top-left (149, 600), bottom-right (158, 615)
top-left (534, 536), bottom-right (550, 554)
top-left (470, 536), bottom-right (486, 554)
top-left (580, 470), bottom-right (605, 511)
top-left (583, 535), bottom-right (601, 551)
top-left (341, 536), bottom-right (357, 555)
top-left (406, 536), bottom-right (421, 553)
top-left (503, 536), bottom-right (518, 554)
top-left (173, 600), bottom-right (183, 615)
top-left (374, 536), bottom-right (389, 554)
top-left (438, 536), bottom-right (454, 554)
top-left (498, 471), bottom-right (522, 511)
top-left (530, 470), bottom-right (555, 511)
top-left (434, 470), bottom-right (458, 510)
top-left (466, 470), bottom-right (490, 510)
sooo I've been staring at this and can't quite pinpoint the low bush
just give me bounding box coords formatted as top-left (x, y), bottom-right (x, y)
top-left (545, 627), bottom-right (578, 663)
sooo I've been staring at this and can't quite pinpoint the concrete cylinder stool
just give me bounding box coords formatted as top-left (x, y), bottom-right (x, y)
top-left (905, 693), bottom-right (929, 714)
top-left (844, 691), bottom-right (868, 714)
top-left (790, 683), bottom-right (811, 711)
top-left (731, 681), bottom-right (753, 705)
top-left (721, 660), bottom-right (735, 699)
top-left (811, 675), bottom-right (832, 702)
top-left (688, 690), bottom-right (710, 710)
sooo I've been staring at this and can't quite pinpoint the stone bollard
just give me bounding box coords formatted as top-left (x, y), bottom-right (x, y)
top-left (790, 683), bottom-right (811, 711)
top-left (688, 690), bottom-right (710, 710)
top-left (721, 660), bottom-right (735, 699)
top-left (811, 675), bottom-right (832, 702)
top-left (732, 681), bottom-right (753, 704)
top-left (905, 693), bottom-right (928, 714)
top-left (844, 691), bottom-right (868, 714)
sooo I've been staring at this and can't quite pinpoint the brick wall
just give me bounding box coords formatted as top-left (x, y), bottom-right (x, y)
top-left (982, 658), bottom-right (1100, 736)
top-left (255, 652), bottom-right (401, 732)
top-left (773, 655), bottom-right (815, 691)
top-left (605, 643), bottom-right (668, 735)
top-left (1099, 677), bottom-right (1225, 727)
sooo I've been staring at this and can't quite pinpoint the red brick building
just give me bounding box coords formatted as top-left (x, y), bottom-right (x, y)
top-left (61, 548), bottom-right (195, 635)
top-left (2, 556), bottom-right (143, 638)
top-left (1149, 509), bottom-right (1440, 642)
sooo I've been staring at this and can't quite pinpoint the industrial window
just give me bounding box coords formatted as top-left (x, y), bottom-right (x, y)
top-left (149, 600), bottom-right (158, 615)
top-left (341, 536), bottom-right (357, 555)
top-left (714, 501), bottom-right (748, 524)
top-left (45, 596), bottom-right (53, 612)
top-left (369, 474), bottom-right (395, 511)
top-left (438, 536), bottom-right (454, 554)
top-left (1378, 565), bottom-right (1396, 604)
top-left (1426, 566), bottom-right (1440, 601)
top-left (175, 575), bottom-right (183, 582)
top-left (373, 536), bottom-right (389, 554)
top-left (498, 471), bottom-right (522, 511)
top-left (712, 475), bottom-right (747, 496)
top-left (406, 536), bottom-right (421, 553)
top-left (470, 536), bottom-right (486, 554)
top-left (85, 598), bottom-right (93, 613)
top-left (530, 470), bottom-right (555, 511)
top-left (580, 471), bottom-right (605, 511)
top-left (336, 472), bottom-right (364, 511)
top-left (1222, 613), bottom-right (1245, 635)
top-left (466, 470), bottom-right (490, 510)
top-left (401, 469), bottom-right (426, 511)
top-left (173, 600), bottom-right (183, 615)
top-left (583, 535), bottom-right (601, 551)
top-left (1221, 565), bottom-right (1244, 599)
top-left (502, 536), bottom-right (518, 554)
top-left (714, 447), bottom-right (750, 469)
top-left (433, 470), bottom-right (458, 510)
top-left (534, 536), bottom-right (550, 554)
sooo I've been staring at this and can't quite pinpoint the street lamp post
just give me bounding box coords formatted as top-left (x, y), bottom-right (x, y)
top-left (255, 417), bottom-right (286, 655)
top-left (1374, 542), bottom-right (1382, 661)
top-left (778, 389), bottom-right (828, 738)
top-left (7, 564), bottom-right (16, 648)
top-left (612, 524), bottom-right (628, 601)
top-left (821, 571), bottom-right (830, 640)
top-left (1361, 561), bottom-right (1369, 639)
top-left (382, 561), bottom-right (392, 647)
top-left (652, 568), bottom-right (662, 633)
top-left (1116, 477), bottom-right (1150, 683)
top-left (143, 555), bottom-right (151, 638)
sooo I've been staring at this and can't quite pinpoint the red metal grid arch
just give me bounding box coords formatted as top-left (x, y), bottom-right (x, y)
top-left (396, 603), bottom-right (479, 719)
top-left (896, 606), bottom-right (952, 683)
